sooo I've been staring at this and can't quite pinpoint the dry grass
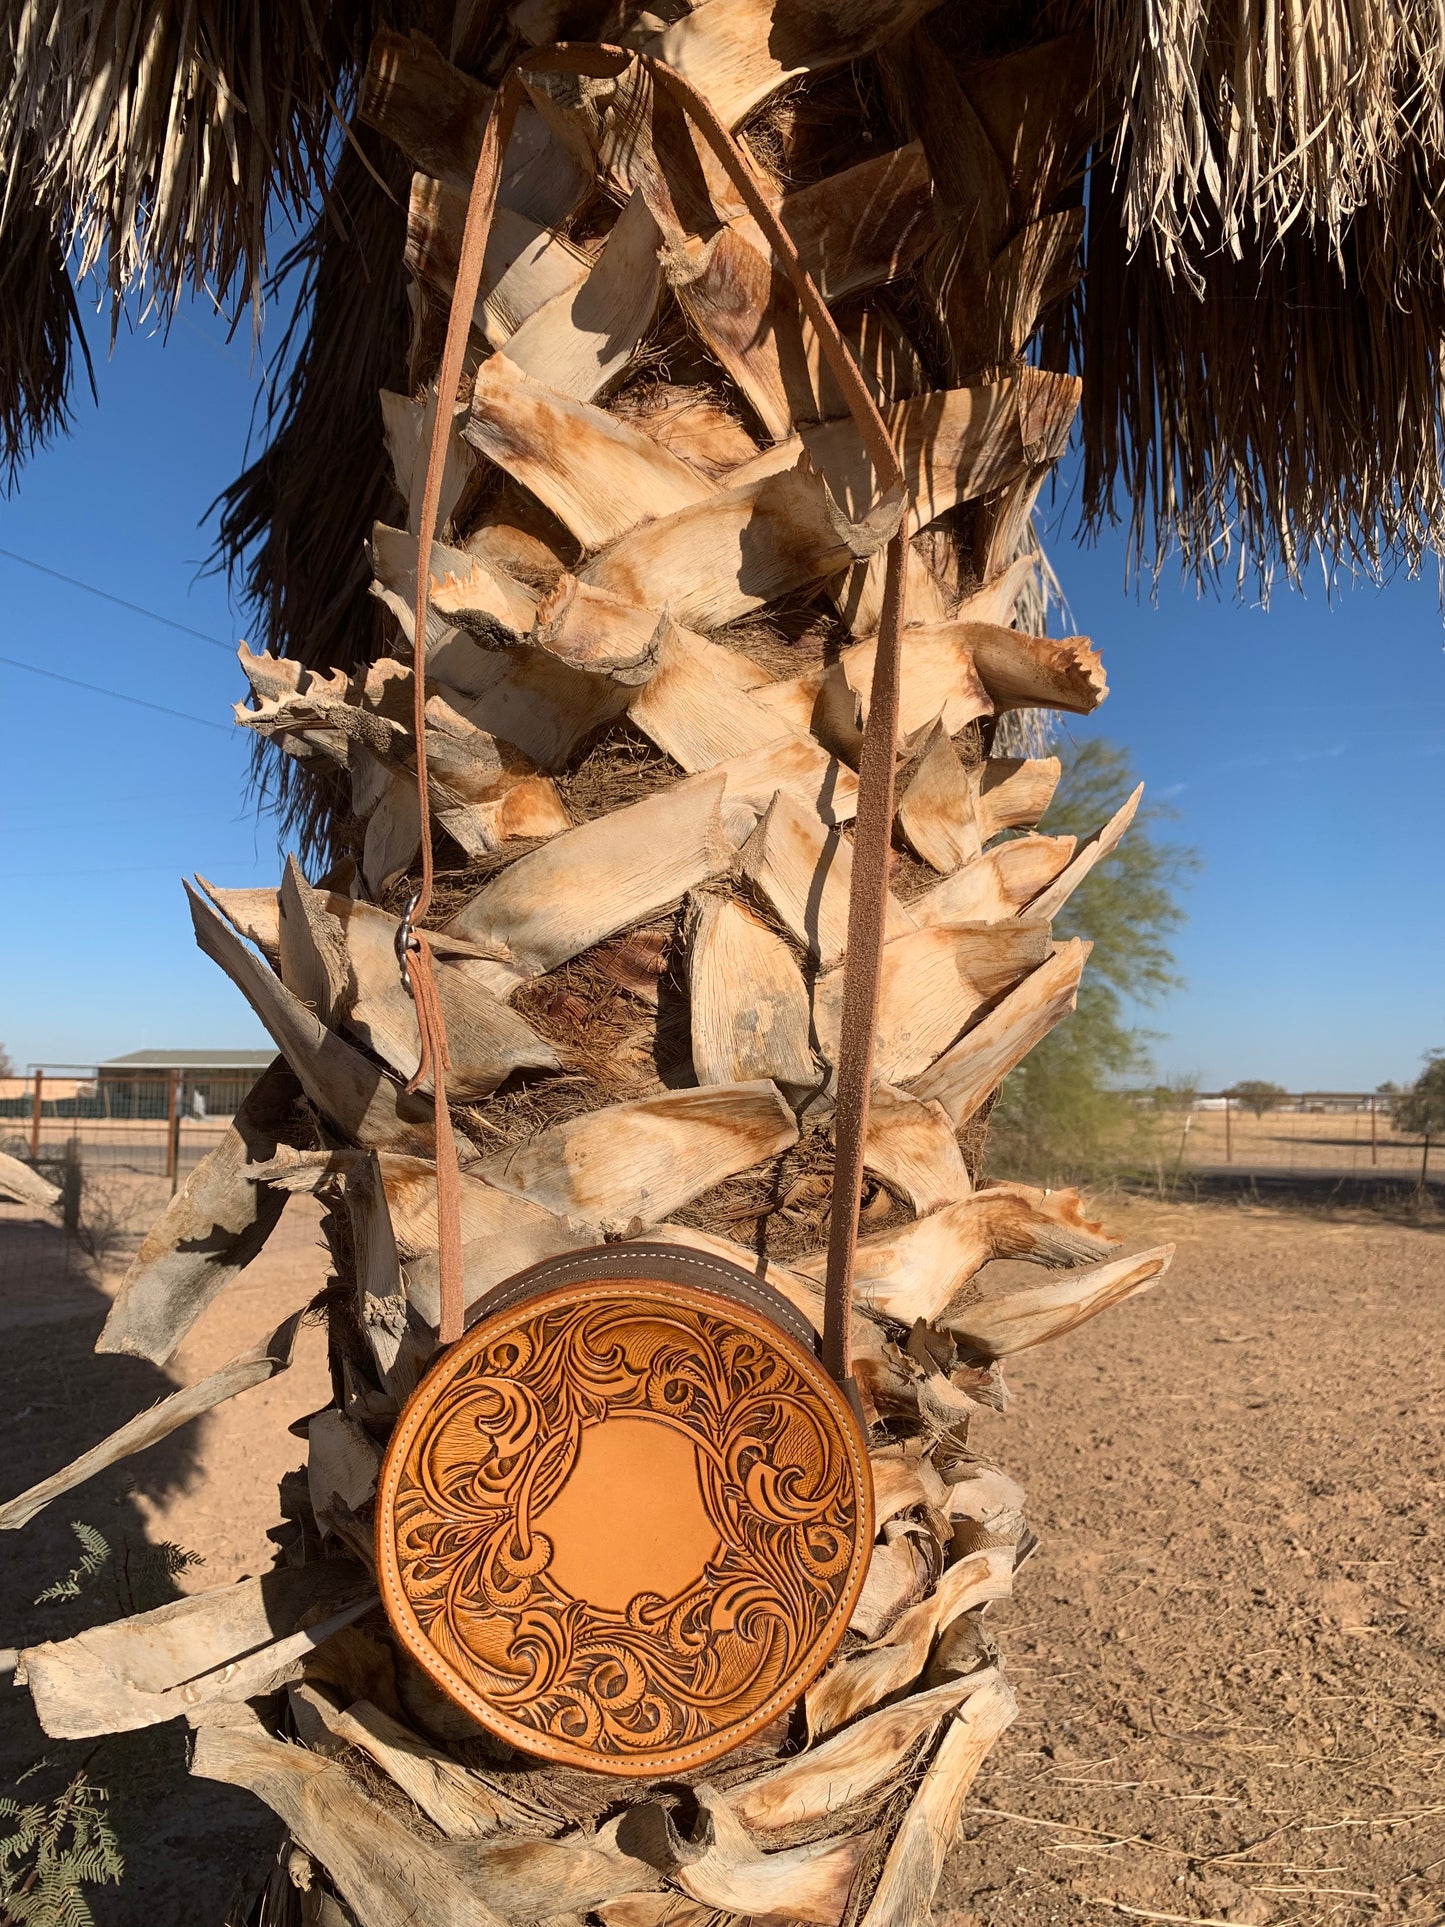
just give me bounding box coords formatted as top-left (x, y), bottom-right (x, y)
top-left (1171, 1109), bottom-right (1431, 1184)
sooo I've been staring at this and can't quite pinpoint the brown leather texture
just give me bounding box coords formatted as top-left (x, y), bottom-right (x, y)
top-left (460, 1241), bottom-right (821, 1353)
top-left (376, 1257), bottom-right (873, 1776)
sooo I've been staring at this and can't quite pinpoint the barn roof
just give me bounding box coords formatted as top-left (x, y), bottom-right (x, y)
top-left (97, 1050), bottom-right (274, 1074)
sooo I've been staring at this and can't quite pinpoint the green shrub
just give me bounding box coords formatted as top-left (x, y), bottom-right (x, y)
top-left (1392, 1050), bottom-right (1445, 1183)
top-left (3, 1524), bottom-right (206, 1927)
top-left (983, 739), bottom-right (1195, 1187)
top-left (0, 1772), bottom-right (122, 1927)
top-left (1225, 1079), bottom-right (1288, 1117)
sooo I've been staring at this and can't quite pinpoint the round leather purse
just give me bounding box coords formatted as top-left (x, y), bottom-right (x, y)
top-left (375, 1242), bottom-right (872, 1773)
top-left (376, 43), bottom-right (912, 1776)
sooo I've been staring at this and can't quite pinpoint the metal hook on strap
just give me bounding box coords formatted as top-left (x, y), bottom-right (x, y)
top-left (395, 890), bottom-right (421, 996)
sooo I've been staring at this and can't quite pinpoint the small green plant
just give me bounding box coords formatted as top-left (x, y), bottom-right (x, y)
top-left (36, 1522), bottom-right (203, 1618)
top-left (5, 1526), bottom-right (207, 1924)
top-left (0, 1770), bottom-right (123, 1927)
top-left (32, 1524), bottom-right (109, 1607)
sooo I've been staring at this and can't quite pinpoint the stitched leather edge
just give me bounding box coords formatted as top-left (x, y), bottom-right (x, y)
top-left (462, 1240), bottom-right (819, 1354)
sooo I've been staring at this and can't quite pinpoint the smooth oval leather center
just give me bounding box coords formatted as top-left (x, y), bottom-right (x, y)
top-left (535, 1415), bottom-right (721, 1613)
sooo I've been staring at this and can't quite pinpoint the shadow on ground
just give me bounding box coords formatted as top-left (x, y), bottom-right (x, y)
top-left (0, 1207), bottom-right (279, 1927)
top-left (1167, 1169), bottom-right (1444, 1215)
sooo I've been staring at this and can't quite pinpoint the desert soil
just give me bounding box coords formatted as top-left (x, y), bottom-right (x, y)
top-left (944, 1197), bottom-right (1445, 1927)
top-left (0, 1191), bottom-right (333, 1924)
top-left (0, 1189), bottom-right (1440, 1927)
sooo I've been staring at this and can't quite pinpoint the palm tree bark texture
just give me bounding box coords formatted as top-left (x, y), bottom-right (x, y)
top-left (6, 10), bottom-right (1177, 1925)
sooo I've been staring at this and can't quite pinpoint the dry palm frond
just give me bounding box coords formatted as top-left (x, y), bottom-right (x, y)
top-left (1058, 149), bottom-right (1445, 594)
top-left (1084, 0), bottom-right (1445, 284)
top-left (989, 520), bottom-right (1060, 760)
top-left (0, 0), bottom-right (419, 845)
top-left (210, 129), bottom-right (412, 860)
top-left (0, 0), bottom-right (390, 328)
top-left (1049, 0), bottom-right (1445, 591)
top-left (9, 0), bottom-right (1445, 684)
top-left (0, 164), bottom-right (92, 480)
top-left (874, 2), bottom-right (1445, 594)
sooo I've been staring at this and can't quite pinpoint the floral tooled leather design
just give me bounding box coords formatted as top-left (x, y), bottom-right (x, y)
top-left (376, 1279), bottom-right (870, 1773)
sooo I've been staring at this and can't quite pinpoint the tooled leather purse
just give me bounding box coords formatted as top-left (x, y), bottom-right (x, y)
top-left (374, 43), bottom-right (912, 1777)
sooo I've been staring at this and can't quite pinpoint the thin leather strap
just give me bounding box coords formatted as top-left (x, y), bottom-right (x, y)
top-left (408, 47), bottom-right (909, 1381)
top-left (818, 532), bottom-right (904, 1383)
top-left (403, 83), bottom-right (520, 1346)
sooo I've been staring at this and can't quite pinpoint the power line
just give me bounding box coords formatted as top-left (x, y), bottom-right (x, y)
top-left (0, 544), bottom-right (235, 653)
top-left (0, 654), bottom-right (233, 733)
top-left (0, 863), bottom-right (258, 879)
top-left (1, 788), bottom-right (238, 831)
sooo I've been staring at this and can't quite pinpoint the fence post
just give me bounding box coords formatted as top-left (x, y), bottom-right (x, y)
top-left (29, 1067), bottom-right (43, 1160)
top-left (1173, 1108), bottom-right (1193, 1182)
top-left (1224, 1095), bottom-right (1232, 1163)
top-left (1370, 1094), bottom-right (1378, 1165)
top-left (166, 1067), bottom-right (181, 1193)
top-left (59, 1136), bottom-right (83, 1234)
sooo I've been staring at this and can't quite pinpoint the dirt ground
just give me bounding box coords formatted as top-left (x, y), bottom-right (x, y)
top-left (0, 1192), bottom-right (333, 1925)
top-left (946, 1196), bottom-right (1445, 1927)
top-left (0, 1187), bottom-right (1440, 1926)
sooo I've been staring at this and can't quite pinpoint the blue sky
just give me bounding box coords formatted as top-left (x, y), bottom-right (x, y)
top-left (1, 296), bottom-right (1441, 1090)
top-left (0, 299), bottom-right (280, 1075)
top-left (1047, 498), bottom-right (1445, 1090)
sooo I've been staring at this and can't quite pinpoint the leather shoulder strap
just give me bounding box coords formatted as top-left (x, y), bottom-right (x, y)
top-left (407, 47), bottom-right (910, 1382)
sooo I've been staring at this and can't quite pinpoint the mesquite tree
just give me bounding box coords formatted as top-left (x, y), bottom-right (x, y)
top-left (1393, 1054), bottom-right (1445, 1187)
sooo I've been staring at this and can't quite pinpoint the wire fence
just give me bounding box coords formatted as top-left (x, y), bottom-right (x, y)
top-left (0, 1069), bottom-right (246, 1180)
top-left (0, 1069), bottom-right (247, 1296)
top-left (2, 1078), bottom-right (1436, 1302)
top-left (1148, 1092), bottom-right (1435, 1189)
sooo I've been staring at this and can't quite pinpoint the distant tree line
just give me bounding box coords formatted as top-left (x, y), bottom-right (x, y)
top-left (982, 746), bottom-right (1441, 1193)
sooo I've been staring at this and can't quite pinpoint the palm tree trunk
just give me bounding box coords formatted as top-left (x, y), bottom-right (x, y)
top-left (9, 12), bottom-right (1177, 1926)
